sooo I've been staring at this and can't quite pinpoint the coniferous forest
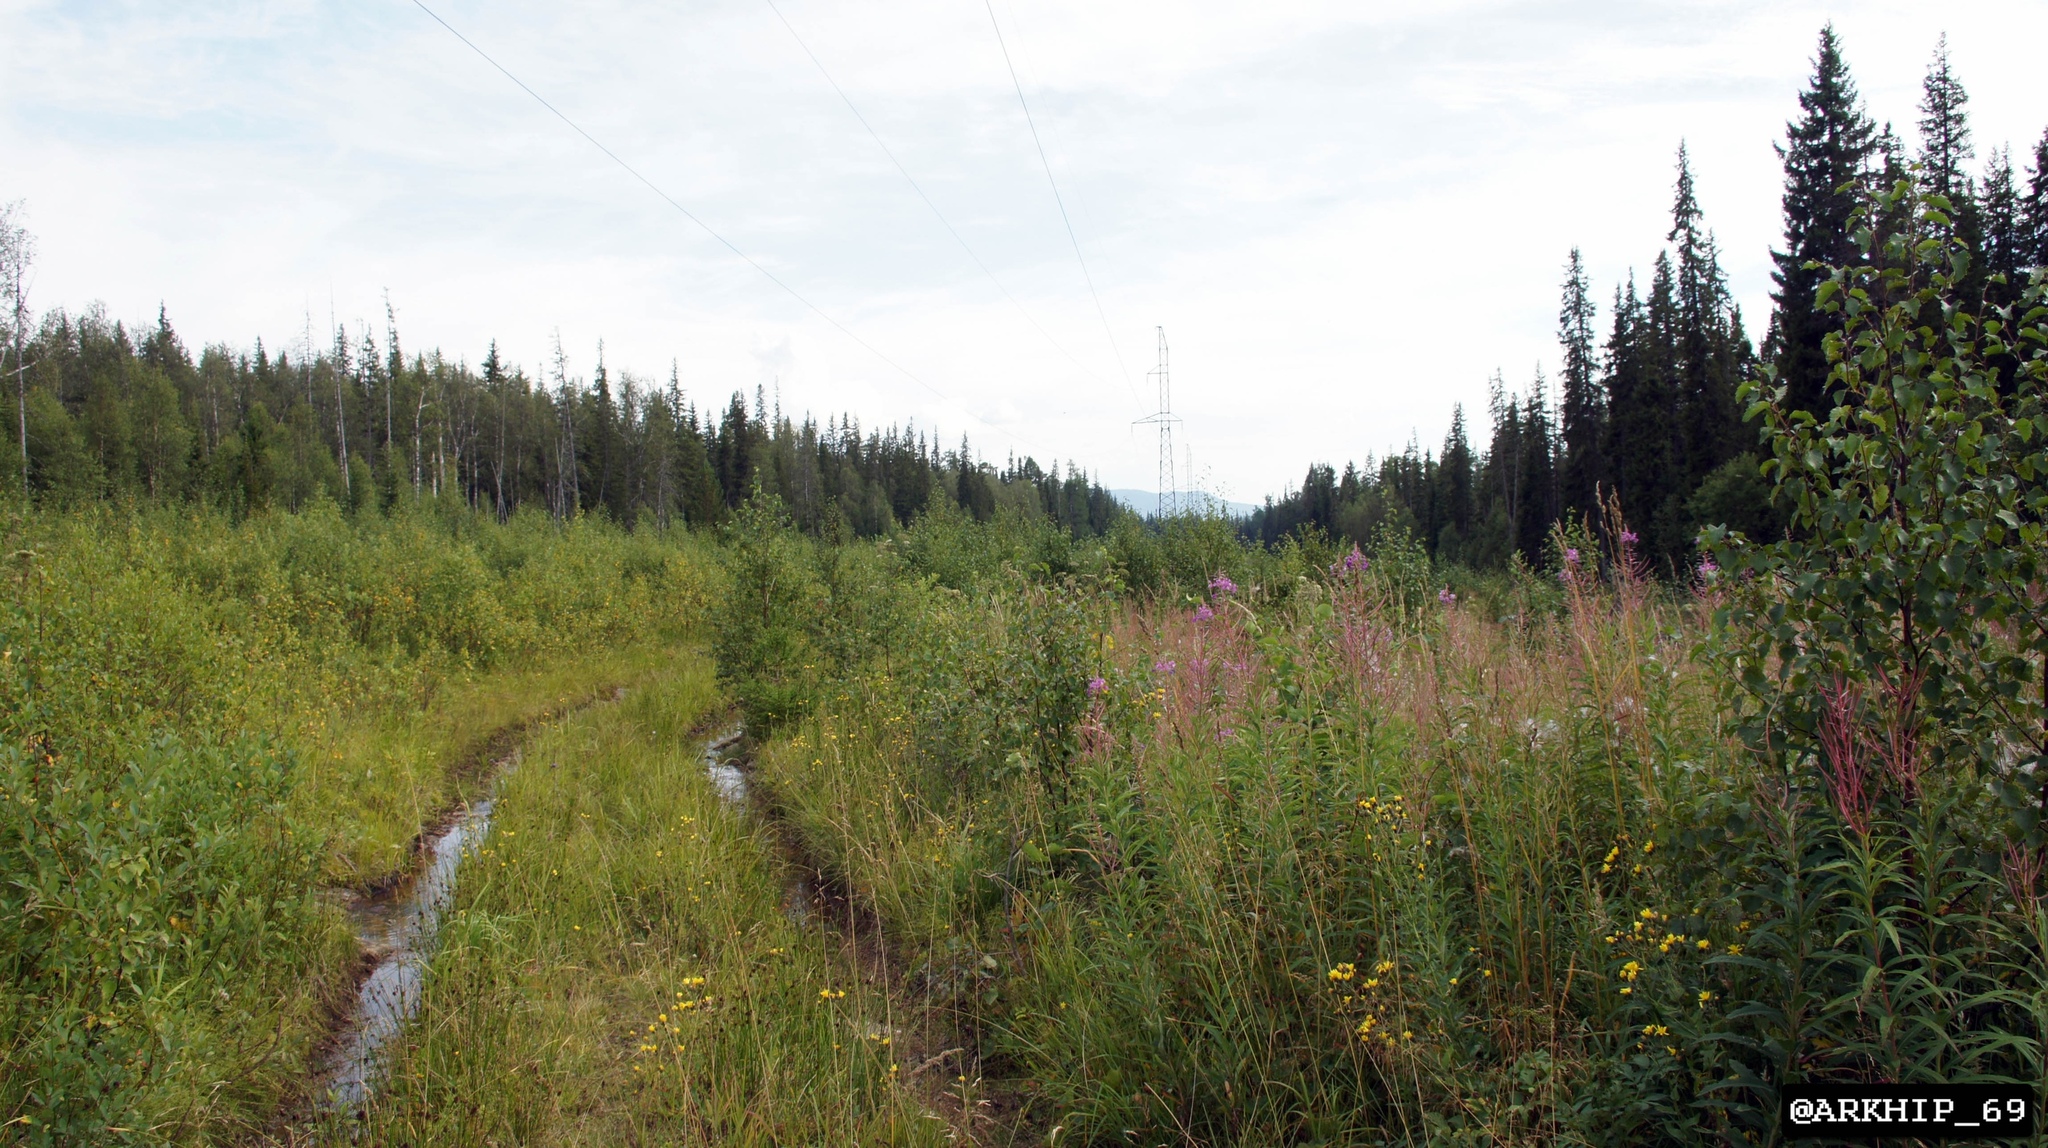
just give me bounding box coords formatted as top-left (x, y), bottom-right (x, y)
top-left (5, 23), bottom-right (2048, 1148)
top-left (1250, 29), bottom-right (2048, 573)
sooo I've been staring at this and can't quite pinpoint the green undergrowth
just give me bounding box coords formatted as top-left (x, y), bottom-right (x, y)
top-left (728, 493), bottom-right (2048, 1146)
top-left (0, 500), bottom-right (716, 1145)
top-left (330, 653), bottom-right (952, 1147)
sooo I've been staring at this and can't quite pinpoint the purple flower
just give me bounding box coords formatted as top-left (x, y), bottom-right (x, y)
top-left (1193, 603), bottom-right (1215, 622)
top-left (1208, 573), bottom-right (1238, 596)
top-left (1565, 547), bottom-right (1580, 565)
top-left (1153, 659), bottom-right (1177, 675)
top-left (1438, 587), bottom-right (1457, 606)
top-left (1216, 727), bottom-right (1237, 743)
top-left (1087, 676), bottom-right (1107, 696)
top-left (1329, 546), bottom-right (1369, 576)
top-left (1697, 557), bottom-right (1718, 578)
top-left (1620, 530), bottom-right (1639, 545)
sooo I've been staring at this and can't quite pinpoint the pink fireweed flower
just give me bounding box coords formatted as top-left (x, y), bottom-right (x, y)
top-left (1193, 603), bottom-right (1215, 622)
top-left (1565, 547), bottom-right (1580, 565)
top-left (1153, 659), bottom-right (1177, 675)
top-left (1620, 530), bottom-right (1638, 545)
top-left (1697, 556), bottom-right (1718, 578)
top-left (1438, 587), bottom-right (1457, 606)
top-left (1330, 546), bottom-right (1369, 576)
top-left (1087, 676), bottom-right (1107, 696)
top-left (1208, 573), bottom-right (1238, 596)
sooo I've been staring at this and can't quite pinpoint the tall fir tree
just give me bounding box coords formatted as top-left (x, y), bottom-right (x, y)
top-left (1514, 371), bottom-right (1558, 567)
top-left (1557, 248), bottom-right (1604, 519)
top-left (1769, 24), bottom-right (1877, 416)
top-left (1438, 404), bottom-right (1473, 546)
top-left (1981, 146), bottom-right (2027, 304)
top-left (1666, 146), bottom-right (1745, 502)
top-left (1916, 35), bottom-right (1985, 297)
top-left (2023, 127), bottom-right (2048, 270)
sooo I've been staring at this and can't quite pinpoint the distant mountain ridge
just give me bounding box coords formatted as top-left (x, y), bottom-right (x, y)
top-left (1109, 489), bottom-right (1261, 518)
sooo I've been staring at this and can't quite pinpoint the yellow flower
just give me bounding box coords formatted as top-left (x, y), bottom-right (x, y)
top-left (1697, 990), bottom-right (1714, 1006)
top-left (1619, 961), bottom-right (1641, 982)
top-left (1696, 939), bottom-right (1711, 951)
top-left (1327, 963), bottom-right (1357, 982)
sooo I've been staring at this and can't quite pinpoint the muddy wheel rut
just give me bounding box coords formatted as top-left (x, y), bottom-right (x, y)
top-left (708, 721), bottom-right (1023, 1143)
top-left (303, 684), bottom-right (631, 1122)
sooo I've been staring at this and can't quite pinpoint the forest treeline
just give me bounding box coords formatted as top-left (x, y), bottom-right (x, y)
top-left (1248, 28), bottom-right (2048, 571)
top-left (5, 28), bottom-right (2046, 576)
top-left (0, 300), bottom-right (1123, 540)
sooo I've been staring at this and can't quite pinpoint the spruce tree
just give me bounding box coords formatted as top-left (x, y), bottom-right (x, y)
top-left (1437, 405), bottom-right (1473, 550)
top-left (1515, 372), bottom-right (1558, 567)
top-left (1981, 146), bottom-right (2026, 304)
top-left (2023, 127), bottom-right (2048, 270)
top-left (1666, 147), bottom-right (1749, 524)
top-left (1917, 35), bottom-right (1974, 203)
top-left (1769, 24), bottom-right (1876, 416)
top-left (1557, 248), bottom-right (1603, 519)
top-left (1916, 35), bottom-right (1985, 296)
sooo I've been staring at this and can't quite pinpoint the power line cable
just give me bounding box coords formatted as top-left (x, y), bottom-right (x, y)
top-left (980, 0), bottom-right (1135, 402)
top-left (761, 0), bottom-right (1132, 410)
top-left (407, 0), bottom-right (1036, 453)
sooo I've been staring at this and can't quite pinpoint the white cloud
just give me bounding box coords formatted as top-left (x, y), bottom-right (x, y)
top-left (2, 0), bottom-right (2043, 496)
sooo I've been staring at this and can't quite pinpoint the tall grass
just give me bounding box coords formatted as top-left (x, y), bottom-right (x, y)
top-left (337, 654), bottom-right (955, 1146)
top-left (0, 500), bottom-right (715, 1144)
top-left (736, 511), bottom-right (2046, 1145)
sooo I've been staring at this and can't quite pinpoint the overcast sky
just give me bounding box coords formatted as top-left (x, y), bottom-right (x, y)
top-left (3, 1), bottom-right (2044, 500)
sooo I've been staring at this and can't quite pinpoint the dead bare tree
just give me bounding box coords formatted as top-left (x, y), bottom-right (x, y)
top-left (0, 203), bottom-right (33, 502)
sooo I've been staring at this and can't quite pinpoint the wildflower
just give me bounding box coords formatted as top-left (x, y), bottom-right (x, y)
top-left (1698, 990), bottom-right (1714, 1006)
top-left (1620, 529), bottom-right (1638, 545)
top-left (1438, 587), bottom-right (1457, 606)
top-left (1375, 960), bottom-right (1395, 974)
top-left (1696, 939), bottom-right (1711, 952)
top-left (1643, 1024), bottom-right (1669, 1036)
top-left (1401, 1030), bottom-right (1413, 1040)
top-left (1194, 603), bottom-right (1215, 622)
top-left (1208, 573), bottom-right (1237, 596)
top-left (1087, 677), bottom-right (1107, 696)
top-left (1154, 659), bottom-right (1176, 674)
top-left (1619, 961), bottom-right (1641, 982)
top-left (1327, 963), bottom-right (1357, 982)
top-left (1697, 556), bottom-right (1718, 579)
top-left (1726, 944), bottom-right (1743, 956)
top-left (1565, 547), bottom-right (1580, 565)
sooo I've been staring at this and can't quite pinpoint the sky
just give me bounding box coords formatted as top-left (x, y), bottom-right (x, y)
top-left (2, 1), bottom-right (2044, 502)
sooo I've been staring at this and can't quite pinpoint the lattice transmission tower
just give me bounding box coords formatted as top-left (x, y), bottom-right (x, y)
top-left (1132, 327), bottom-right (1179, 518)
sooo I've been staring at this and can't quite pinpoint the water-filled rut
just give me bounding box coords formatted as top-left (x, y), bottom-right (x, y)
top-left (316, 704), bottom-right (798, 1115)
top-left (314, 690), bottom-right (624, 1114)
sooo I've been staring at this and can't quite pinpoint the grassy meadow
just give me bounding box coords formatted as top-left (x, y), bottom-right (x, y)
top-left (7, 217), bottom-right (2048, 1146)
top-left (0, 501), bottom-right (714, 1144)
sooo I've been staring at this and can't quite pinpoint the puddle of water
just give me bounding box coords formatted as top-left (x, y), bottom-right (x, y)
top-left (704, 726), bottom-right (748, 804)
top-left (320, 752), bottom-right (516, 1113)
top-left (701, 726), bottom-right (814, 926)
